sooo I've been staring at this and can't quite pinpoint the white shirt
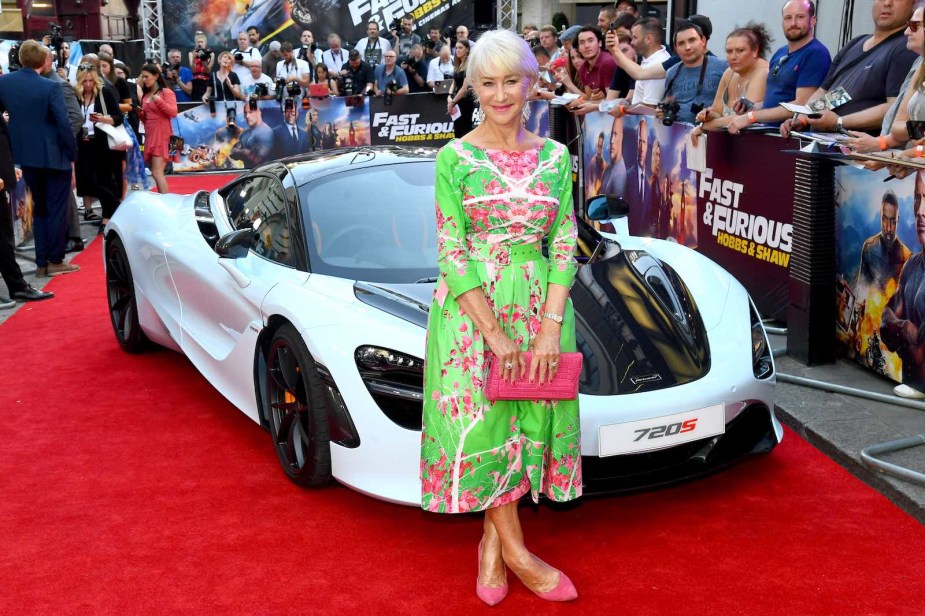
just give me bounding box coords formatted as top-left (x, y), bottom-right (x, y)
top-left (239, 71), bottom-right (275, 97)
top-left (231, 47), bottom-right (262, 82)
top-left (322, 48), bottom-right (347, 73)
top-left (427, 57), bottom-right (454, 85)
top-left (632, 46), bottom-right (672, 105)
top-left (354, 37), bottom-right (392, 67)
top-left (276, 57), bottom-right (311, 97)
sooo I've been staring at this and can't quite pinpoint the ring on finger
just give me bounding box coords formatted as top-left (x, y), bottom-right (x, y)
top-left (505, 361), bottom-right (514, 370)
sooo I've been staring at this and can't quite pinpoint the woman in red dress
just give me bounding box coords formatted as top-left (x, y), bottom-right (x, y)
top-left (137, 64), bottom-right (178, 194)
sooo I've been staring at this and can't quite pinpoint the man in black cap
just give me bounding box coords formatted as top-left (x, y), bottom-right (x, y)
top-left (339, 48), bottom-right (375, 96)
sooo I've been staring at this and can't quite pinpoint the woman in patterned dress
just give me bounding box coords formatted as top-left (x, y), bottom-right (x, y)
top-left (421, 29), bottom-right (580, 605)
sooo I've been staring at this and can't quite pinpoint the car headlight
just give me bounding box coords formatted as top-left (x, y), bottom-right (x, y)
top-left (355, 346), bottom-right (424, 430)
top-left (749, 302), bottom-right (773, 379)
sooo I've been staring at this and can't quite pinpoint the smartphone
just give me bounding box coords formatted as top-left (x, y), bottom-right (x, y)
top-left (738, 96), bottom-right (755, 112)
top-left (907, 120), bottom-right (925, 141)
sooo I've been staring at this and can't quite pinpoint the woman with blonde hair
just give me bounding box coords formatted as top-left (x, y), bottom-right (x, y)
top-left (446, 39), bottom-right (475, 137)
top-left (73, 65), bottom-right (124, 229)
top-left (203, 51), bottom-right (242, 105)
top-left (423, 29), bottom-right (580, 605)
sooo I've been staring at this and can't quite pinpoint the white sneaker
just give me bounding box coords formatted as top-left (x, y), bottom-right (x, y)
top-left (893, 384), bottom-right (925, 399)
top-left (0, 296), bottom-right (15, 310)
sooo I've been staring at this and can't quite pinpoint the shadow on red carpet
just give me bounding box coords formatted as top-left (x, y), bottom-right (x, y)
top-left (1, 216), bottom-right (923, 614)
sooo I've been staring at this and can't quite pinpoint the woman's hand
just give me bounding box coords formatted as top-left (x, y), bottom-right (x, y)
top-left (695, 108), bottom-right (717, 123)
top-left (485, 331), bottom-right (525, 383)
top-left (529, 324), bottom-right (561, 386)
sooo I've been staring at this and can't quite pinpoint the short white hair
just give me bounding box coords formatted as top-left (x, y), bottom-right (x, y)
top-left (466, 29), bottom-right (539, 91)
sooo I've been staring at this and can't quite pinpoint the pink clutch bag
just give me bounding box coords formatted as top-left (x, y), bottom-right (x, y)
top-left (485, 352), bottom-right (583, 402)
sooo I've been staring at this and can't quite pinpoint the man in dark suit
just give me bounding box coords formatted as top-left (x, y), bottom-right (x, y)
top-left (41, 49), bottom-right (84, 253)
top-left (0, 41), bottom-right (78, 277)
top-left (272, 99), bottom-right (309, 159)
top-left (0, 114), bottom-right (54, 307)
top-left (624, 117), bottom-right (655, 236)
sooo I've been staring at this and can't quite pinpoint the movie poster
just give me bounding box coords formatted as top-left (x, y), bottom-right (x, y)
top-left (172, 97), bottom-right (371, 172)
top-left (12, 179), bottom-right (33, 248)
top-left (162, 0), bottom-right (475, 53)
top-left (834, 165), bottom-right (923, 387)
top-left (580, 112), bottom-right (698, 247)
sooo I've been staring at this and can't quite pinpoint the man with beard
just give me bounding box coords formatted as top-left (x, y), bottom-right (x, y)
top-left (354, 20), bottom-right (392, 68)
top-left (881, 172), bottom-right (925, 394)
top-left (858, 190), bottom-right (911, 290)
top-left (782, 0), bottom-right (917, 136)
top-left (230, 99), bottom-right (273, 167)
top-left (728, 0), bottom-right (831, 132)
top-left (599, 117), bottom-right (626, 198)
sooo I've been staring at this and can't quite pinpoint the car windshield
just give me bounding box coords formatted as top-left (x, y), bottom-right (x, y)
top-left (298, 161), bottom-right (439, 283)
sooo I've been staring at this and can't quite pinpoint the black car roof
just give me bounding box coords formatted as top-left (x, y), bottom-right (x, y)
top-left (253, 146), bottom-right (439, 185)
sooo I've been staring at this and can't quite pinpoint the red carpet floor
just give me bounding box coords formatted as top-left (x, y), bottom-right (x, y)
top-left (1, 179), bottom-right (924, 614)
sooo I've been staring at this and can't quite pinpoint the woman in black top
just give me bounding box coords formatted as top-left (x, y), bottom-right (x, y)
top-left (204, 52), bottom-right (242, 104)
top-left (73, 66), bottom-right (125, 228)
top-left (447, 40), bottom-right (475, 138)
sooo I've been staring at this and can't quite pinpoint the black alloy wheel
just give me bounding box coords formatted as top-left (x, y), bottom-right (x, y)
top-left (265, 323), bottom-right (332, 488)
top-left (105, 235), bottom-right (149, 353)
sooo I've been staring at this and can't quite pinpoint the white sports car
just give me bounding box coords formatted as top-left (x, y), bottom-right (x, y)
top-left (104, 146), bottom-right (781, 506)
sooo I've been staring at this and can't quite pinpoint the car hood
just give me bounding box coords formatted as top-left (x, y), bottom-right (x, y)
top-left (355, 248), bottom-right (711, 396)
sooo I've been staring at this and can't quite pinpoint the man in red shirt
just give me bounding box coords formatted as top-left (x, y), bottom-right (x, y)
top-left (576, 26), bottom-right (617, 101)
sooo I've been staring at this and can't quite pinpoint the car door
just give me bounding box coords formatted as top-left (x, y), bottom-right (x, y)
top-left (168, 172), bottom-right (307, 378)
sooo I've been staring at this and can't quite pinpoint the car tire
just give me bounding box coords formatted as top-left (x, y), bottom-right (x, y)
top-left (265, 323), bottom-right (332, 488)
top-left (105, 234), bottom-right (150, 353)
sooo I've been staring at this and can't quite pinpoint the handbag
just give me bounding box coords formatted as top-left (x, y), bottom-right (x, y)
top-left (94, 93), bottom-right (131, 151)
top-left (484, 352), bottom-right (583, 403)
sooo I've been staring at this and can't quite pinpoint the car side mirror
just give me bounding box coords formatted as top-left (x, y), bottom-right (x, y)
top-left (587, 195), bottom-right (631, 221)
top-left (215, 229), bottom-right (256, 259)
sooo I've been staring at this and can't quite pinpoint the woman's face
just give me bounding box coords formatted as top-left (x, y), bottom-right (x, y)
top-left (81, 73), bottom-right (95, 92)
top-left (473, 71), bottom-right (529, 128)
top-left (455, 42), bottom-right (468, 59)
top-left (569, 48), bottom-right (583, 70)
top-left (219, 53), bottom-right (232, 68)
top-left (99, 60), bottom-right (111, 76)
top-left (317, 65), bottom-right (327, 79)
top-left (115, 67), bottom-right (126, 80)
top-left (725, 35), bottom-right (757, 73)
top-left (140, 70), bottom-right (155, 88)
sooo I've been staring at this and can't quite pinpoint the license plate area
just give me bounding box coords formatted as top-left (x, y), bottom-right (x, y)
top-left (598, 404), bottom-right (726, 457)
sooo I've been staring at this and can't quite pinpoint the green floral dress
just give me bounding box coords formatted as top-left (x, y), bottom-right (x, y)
top-left (420, 138), bottom-right (582, 514)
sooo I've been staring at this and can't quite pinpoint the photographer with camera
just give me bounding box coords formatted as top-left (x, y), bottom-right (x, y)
top-left (424, 26), bottom-right (442, 59)
top-left (657, 22), bottom-right (727, 126)
top-left (188, 31), bottom-right (214, 102)
top-left (401, 43), bottom-right (428, 93)
top-left (275, 42), bottom-right (311, 98)
top-left (240, 59), bottom-right (275, 100)
top-left (231, 31), bottom-right (261, 82)
top-left (356, 21), bottom-right (392, 68)
top-left (298, 30), bottom-right (323, 71)
top-left (427, 43), bottom-right (454, 90)
top-left (374, 51), bottom-right (410, 102)
top-left (231, 97), bottom-right (273, 167)
top-left (162, 49), bottom-right (193, 102)
top-left (322, 34), bottom-right (348, 73)
top-left (391, 14), bottom-right (422, 58)
top-left (340, 49), bottom-right (375, 97)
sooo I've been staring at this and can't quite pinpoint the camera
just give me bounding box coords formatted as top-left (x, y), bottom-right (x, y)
top-left (389, 18), bottom-right (401, 34)
top-left (247, 95), bottom-right (258, 111)
top-left (283, 97), bottom-right (296, 111)
top-left (384, 79), bottom-right (399, 105)
top-left (658, 99), bottom-right (681, 126)
top-left (342, 74), bottom-right (355, 96)
top-left (162, 62), bottom-right (180, 78)
top-left (253, 82), bottom-right (269, 97)
top-left (7, 44), bottom-right (21, 72)
top-left (234, 51), bottom-right (244, 64)
top-left (286, 81), bottom-right (302, 97)
top-left (226, 106), bottom-right (237, 125)
top-left (196, 48), bottom-right (212, 62)
top-left (423, 39), bottom-right (436, 50)
top-left (275, 77), bottom-right (287, 102)
top-left (442, 26), bottom-right (455, 40)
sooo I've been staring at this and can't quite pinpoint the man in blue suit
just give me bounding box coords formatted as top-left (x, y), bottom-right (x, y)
top-left (0, 41), bottom-right (78, 277)
top-left (272, 99), bottom-right (309, 159)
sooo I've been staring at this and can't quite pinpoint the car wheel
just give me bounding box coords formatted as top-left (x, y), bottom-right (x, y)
top-left (265, 323), bottom-right (332, 487)
top-left (105, 234), bottom-right (149, 353)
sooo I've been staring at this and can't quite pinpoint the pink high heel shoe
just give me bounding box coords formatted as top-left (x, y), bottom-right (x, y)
top-left (531, 569), bottom-right (578, 602)
top-left (476, 542), bottom-right (509, 606)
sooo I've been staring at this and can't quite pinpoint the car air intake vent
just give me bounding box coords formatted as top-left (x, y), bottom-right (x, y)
top-left (193, 191), bottom-right (219, 248)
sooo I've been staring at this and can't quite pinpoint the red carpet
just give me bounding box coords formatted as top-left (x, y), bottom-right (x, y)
top-left (1, 181), bottom-right (924, 613)
top-left (161, 172), bottom-right (238, 194)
